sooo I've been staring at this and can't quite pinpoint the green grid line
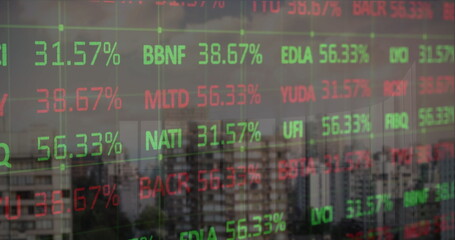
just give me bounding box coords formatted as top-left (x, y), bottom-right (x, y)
top-left (6, 86), bottom-right (454, 101)
top-left (0, 24), bottom-right (453, 40)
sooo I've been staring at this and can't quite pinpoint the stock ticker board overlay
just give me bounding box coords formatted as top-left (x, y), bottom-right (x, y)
top-left (0, 0), bottom-right (454, 239)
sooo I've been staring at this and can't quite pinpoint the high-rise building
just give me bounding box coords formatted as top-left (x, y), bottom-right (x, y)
top-left (0, 128), bottom-right (72, 240)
